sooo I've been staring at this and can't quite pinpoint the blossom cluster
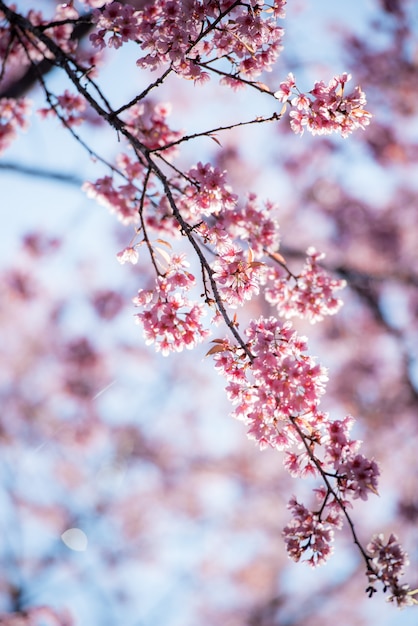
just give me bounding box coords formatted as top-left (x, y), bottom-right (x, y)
top-left (212, 245), bottom-right (266, 308)
top-left (281, 432), bottom-right (380, 566)
top-left (324, 416), bottom-right (380, 500)
top-left (213, 319), bottom-right (382, 568)
top-left (181, 161), bottom-right (238, 218)
top-left (83, 173), bottom-right (141, 225)
top-left (367, 534), bottom-right (416, 607)
top-left (125, 101), bottom-right (182, 158)
top-left (90, 0), bottom-right (286, 82)
top-left (133, 254), bottom-right (209, 355)
top-left (0, 97), bottom-right (31, 155)
top-left (199, 193), bottom-right (280, 257)
top-left (282, 496), bottom-right (336, 566)
top-left (213, 316), bottom-right (328, 450)
top-left (266, 247), bottom-right (347, 323)
top-left (38, 90), bottom-right (87, 127)
top-left (275, 72), bottom-right (372, 138)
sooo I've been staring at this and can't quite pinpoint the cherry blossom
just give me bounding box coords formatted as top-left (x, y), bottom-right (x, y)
top-left (275, 72), bottom-right (372, 137)
top-left (38, 90), bottom-right (87, 127)
top-left (283, 496), bottom-right (335, 566)
top-left (213, 317), bottom-right (328, 450)
top-left (266, 247), bottom-right (346, 323)
top-left (133, 255), bottom-right (209, 355)
top-left (83, 175), bottom-right (141, 225)
top-left (0, 97), bottom-right (31, 155)
top-left (182, 162), bottom-right (238, 218)
top-left (90, 0), bottom-right (286, 82)
top-left (367, 534), bottom-right (417, 607)
top-left (211, 246), bottom-right (266, 308)
top-left (117, 246), bottom-right (140, 265)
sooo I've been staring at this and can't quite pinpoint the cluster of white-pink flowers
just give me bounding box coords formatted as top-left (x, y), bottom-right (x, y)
top-left (213, 317), bottom-right (328, 449)
top-left (90, 0), bottom-right (286, 82)
top-left (0, 97), bottom-right (31, 155)
top-left (38, 90), bottom-right (87, 127)
top-left (212, 246), bottom-right (266, 308)
top-left (283, 495), bottom-right (338, 566)
top-left (126, 101), bottom-right (182, 157)
top-left (210, 319), bottom-right (383, 571)
top-left (182, 162), bottom-right (238, 217)
top-left (366, 534), bottom-right (418, 607)
top-left (266, 247), bottom-right (347, 323)
top-left (132, 254), bottom-right (209, 355)
top-left (275, 72), bottom-right (372, 138)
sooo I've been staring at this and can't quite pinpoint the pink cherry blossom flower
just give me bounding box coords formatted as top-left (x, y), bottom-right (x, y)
top-left (367, 534), bottom-right (415, 607)
top-left (183, 162), bottom-right (237, 218)
top-left (0, 97), bottom-right (31, 155)
top-left (266, 247), bottom-right (346, 323)
top-left (83, 175), bottom-right (141, 226)
top-left (116, 246), bottom-right (139, 265)
top-left (38, 90), bottom-right (87, 127)
top-left (276, 73), bottom-right (372, 137)
top-left (133, 255), bottom-right (209, 355)
top-left (283, 496), bottom-right (335, 566)
top-left (212, 246), bottom-right (267, 308)
top-left (213, 316), bottom-right (328, 450)
top-left (274, 72), bottom-right (296, 102)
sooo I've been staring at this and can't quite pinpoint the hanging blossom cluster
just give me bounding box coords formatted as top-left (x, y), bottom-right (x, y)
top-left (0, 97), bottom-right (31, 155)
top-left (366, 534), bottom-right (418, 607)
top-left (210, 312), bottom-right (411, 603)
top-left (266, 247), bottom-right (347, 323)
top-left (79, 96), bottom-right (410, 600)
top-left (90, 0), bottom-right (286, 82)
top-left (83, 101), bottom-right (182, 225)
top-left (132, 254), bottom-right (210, 356)
top-left (213, 317), bottom-right (328, 450)
top-left (275, 72), bottom-right (372, 137)
top-left (38, 90), bottom-right (87, 127)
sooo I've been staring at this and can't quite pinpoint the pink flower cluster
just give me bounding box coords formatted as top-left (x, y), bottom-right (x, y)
top-left (324, 416), bottom-right (380, 500)
top-left (213, 318), bottom-right (383, 569)
top-left (84, 151), bottom-right (152, 226)
top-left (212, 246), bottom-right (266, 308)
top-left (213, 316), bottom-right (328, 450)
top-left (90, 1), bottom-right (286, 82)
top-left (90, 2), bottom-right (142, 50)
top-left (266, 247), bottom-right (346, 323)
top-left (281, 415), bottom-right (380, 567)
top-left (275, 72), bottom-right (372, 138)
top-left (133, 254), bottom-right (209, 355)
top-left (182, 161), bottom-right (238, 218)
top-left (367, 534), bottom-right (415, 607)
top-left (283, 496), bottom-right (336, 566)
top-left (125, 101), bottom-right (182, 157)
top-left (83, 174), bottom-right (141, 225)
top-left (0, 97), bottom-right (31, 155)
top-left (38, 90), bottom-right (87, 127)
top-left (207, 193), bottom-right (280, 257)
